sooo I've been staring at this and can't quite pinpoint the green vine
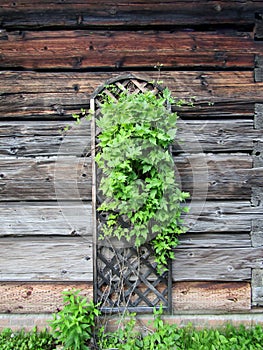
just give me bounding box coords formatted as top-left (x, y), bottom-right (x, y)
top-left (93, 86), bottom-right (190, 273)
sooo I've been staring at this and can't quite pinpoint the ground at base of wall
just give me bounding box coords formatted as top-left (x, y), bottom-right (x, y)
top-left (1, 313), bottom-right (263, 332)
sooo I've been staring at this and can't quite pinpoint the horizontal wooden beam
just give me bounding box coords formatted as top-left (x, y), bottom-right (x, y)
top-left (172, 247), bottom-right (263, 282)
top-left (0, 1), bottom-right (261, 29)
top-left (0, 30), bottom-right (261, 69)
top-left (0, 237), bottom-right (93, 282)
top-left (0, 71), bottom-right (260, 121)
top-left (0, 200), bottom-right (260, 237)
top-left (173, 282), bottom-right (250, 311)
top-left (0, 282), bottom-right (93, 314)
top-left (0, 281), bottom-right (250, 314)
top-left (0, 119), bottom-right (260, 157)
top-left (0, 153), bottom-right (257, 200)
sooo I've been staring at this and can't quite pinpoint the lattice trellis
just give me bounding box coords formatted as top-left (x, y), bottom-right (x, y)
top-left (90, 74), bottom-right (172, 313)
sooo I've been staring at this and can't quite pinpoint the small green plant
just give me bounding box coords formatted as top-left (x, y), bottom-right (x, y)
top-left (49, 289), bottom-right (100, 350)
top-left (0, 327), bottom-right (55, 350)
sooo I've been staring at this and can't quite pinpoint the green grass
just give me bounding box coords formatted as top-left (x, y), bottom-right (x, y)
top-left (0, 320), bottom-right (263, 350)
top-left (0, 327), bottom-right (55, 350)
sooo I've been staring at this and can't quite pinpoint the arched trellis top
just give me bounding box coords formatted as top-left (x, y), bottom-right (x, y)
top-left (90, 74), bottom-right (172, 314)
top-left (90, 73), bottom-right (166, 101)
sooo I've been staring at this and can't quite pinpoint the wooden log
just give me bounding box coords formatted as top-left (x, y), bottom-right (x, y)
top-left (0, 1), bottom-right (261, 28)
top-left (0, 30), bottom-right (261, 69)
top-left (0, 200), bottom-right (259, 237)
top-left (0, 154), bottom-right (256, 200)
top-left (0, 237), bottom-right (93, 281)
top-left (0, 71), bottom-right (260, 120)
top-left (0, 281), bottom-right (250, 314)
top-left (0, 282), bottom-right (93, 314)
top-left (0, 119), bottom-right (260, 157)
top-left (172, 247), bottom-right (263, 282)
top-left (172, 282), bottom-right (251, 311)
top-left (0, 202), bottom-right (92, 237)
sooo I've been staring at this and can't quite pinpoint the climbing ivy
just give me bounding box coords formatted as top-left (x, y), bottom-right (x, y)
top-left (93, 86), bottom-right (189, 273)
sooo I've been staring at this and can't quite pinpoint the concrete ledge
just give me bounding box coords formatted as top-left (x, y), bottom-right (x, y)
top-left (0, 313), bottom-right (263, 332)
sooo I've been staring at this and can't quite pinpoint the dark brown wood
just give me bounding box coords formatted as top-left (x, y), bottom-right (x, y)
top-left (0, 1), bottom-right (261, 29)
top-left (0, 282), bottom-right (93, 313)
top-left (0, 154), bottom-right (257, 200)
top-left (0, 237), bottom-right (93, 281)
top-left (173, 282), bottom-right (251, 311)
top-left (0, 71), bottom-right (260, 120)
top-left (0, 30), bottom-right (261, 69)
top-left (172, 247), bottom-right (263, 282)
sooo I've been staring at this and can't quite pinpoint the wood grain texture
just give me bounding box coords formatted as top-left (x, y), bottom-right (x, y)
top-left (0, 1), bottom-right (261, 28)
top-left (0, 237), bottom-right (93, 281)
top-left (0, 281), bottom-right (250, 314)
top-left (0, 30), bottom-right (260, 69)
top-left (0, 71), bottom-right (260, 120)
top-left (172, 247), bottom-right (263, 282)
top-left (252, 269), bottom-right (263, 307)
top-left (0, 154), bottom-right (257, 200)
top-left (0, 282), bottom-right (93, 314)
top-left (0, 201), bottom-right (260, 237)
top-left (0, 119), bottom-right (260, 157)
top-left (173, 282), bottom-right (251, 311)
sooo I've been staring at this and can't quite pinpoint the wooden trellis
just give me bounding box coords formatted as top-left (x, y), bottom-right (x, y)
top-left (90, 74), bottom-right (172, 313)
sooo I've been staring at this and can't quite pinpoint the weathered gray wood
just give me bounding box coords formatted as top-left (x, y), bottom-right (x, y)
top-left (0, 119), bottom-right (259, 157)
top-left (251, 220), bottom-right (263, 247)
top-left (0, 30), bottom-right (261, 70)
top-left (0, 202), bottom-right (92, 237)
top-left (0, 156), bottom-right (91, 201)
top-left (0, 154), bottom-right (256, 200)
top-left (1, 1), bottom-right (261, 29)
top-left (179, 233), bottom-right (251, 249)
top-left (255, 104), bottom-right (263, 129)
top-left (252, 269), bottom-right (263, 307)
top-left (0, 237), bottom-right (93, 281)
top-left (255, 55), bottom-right (263, 82)
top-left (0, 200), bottom-right (261, 237)
top-left (172, 247), bottom-right (263, 282)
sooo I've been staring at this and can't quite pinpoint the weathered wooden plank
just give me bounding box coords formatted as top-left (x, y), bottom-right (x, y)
top-left (0, 119), bottom-right (260, 157)
top-left (0, 30), bottom-right (260, 69)
top-left (0, 282), bottom-right (93, 314)
top-left (0, 1), bottom-right (261, 28)
top-left (173, 282), bottom-right (251, 311)
top-left (179, 233), bottom-right (251, 249)
top-left (0, 200), bottom-right (260, 237)
top-left (172, 247), bottom-right (263, 282)
top-left (0, 202), bottom-right (92, 237)
top-left (0, 71), bottom-right (260, 120)
top-left (0, 237), bottom-right (93, 281)
top-left (0, 154), bottom-right (256, 200)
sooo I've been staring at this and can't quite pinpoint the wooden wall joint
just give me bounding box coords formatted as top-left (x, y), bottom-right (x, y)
top-left (255, 13), bottom-right (263, 40)
top-left (252, 269), bottom-right (263, 307)
top-left (251, 103), bottom-right (263, 307)
top-left (254, 56), bottom-right (263, 82)
top-left (252, 104), bottom-right (263, 206)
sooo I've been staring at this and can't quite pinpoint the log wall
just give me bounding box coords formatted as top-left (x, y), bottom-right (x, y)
top-left (0, 1), bottom-right (263, 322)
